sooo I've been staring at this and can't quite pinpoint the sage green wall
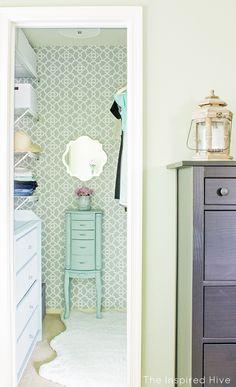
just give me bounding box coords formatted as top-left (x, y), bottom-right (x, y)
top-left (3, 0), bottom-right (236, 386)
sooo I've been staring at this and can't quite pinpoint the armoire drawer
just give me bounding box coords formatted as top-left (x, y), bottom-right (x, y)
top-left (16, 307), bottom-right (39, 375)
top-left (16, 280), bottom-right (39, 339)
top-left (205, 211), bottom-right (236, 280)
top-left (71, 229), bottom-right (95, 240)
top-left (16, 254), bottom-right (38, 305)
top-left (71, 254), bottom-right (95, 270)
top-left (204, 287), bottom-right (236, 338)
top-left (71, 213), bottom-right (95, 221)
top-left (71, 220), bottom-right (95, 230)
top-left (71, 240), bottom-right (95, 256)
top-left (205, 178), bottom-right (236, 204)
top-left (15, 226), bottom-right (38, 272)
top-left (204, 344), bottom-right (236, 387)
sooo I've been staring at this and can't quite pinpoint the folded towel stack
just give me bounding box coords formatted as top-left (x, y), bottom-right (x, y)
top-left (14, 167), bottom-right (38, 197)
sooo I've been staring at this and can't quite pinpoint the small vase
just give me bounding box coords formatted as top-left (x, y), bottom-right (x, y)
top-left (77, 195), bottom-right (91, 211)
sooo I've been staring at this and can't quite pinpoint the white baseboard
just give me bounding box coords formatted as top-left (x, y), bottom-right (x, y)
top-left (46, 307), bottom-right (127, 315)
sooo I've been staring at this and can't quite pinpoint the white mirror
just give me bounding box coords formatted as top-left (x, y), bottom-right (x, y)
top-left (62, 135), bottom-right (107, 181)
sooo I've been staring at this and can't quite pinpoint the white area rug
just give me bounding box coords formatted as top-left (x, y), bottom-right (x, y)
top-left (39, 311), bottom-right (127, 387)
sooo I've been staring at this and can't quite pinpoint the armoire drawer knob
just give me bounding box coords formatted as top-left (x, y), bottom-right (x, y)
top-left (28, 274), bottom-right (33, 280)
top-left (29, 334), bottom-right (34, 339)
top-left (28, 245), bottom-right (32, 250)
top-left (29, 304), bottom-right (34, 309)
top-left (217, 187), bottom-right (230, 196)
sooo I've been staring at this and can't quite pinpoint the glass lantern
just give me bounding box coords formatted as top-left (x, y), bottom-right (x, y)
top-left (187, 90), bottom-right (233, 160)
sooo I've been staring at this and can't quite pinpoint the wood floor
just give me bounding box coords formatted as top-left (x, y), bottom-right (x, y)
top-left (19, 314), bottom-right (65, 387)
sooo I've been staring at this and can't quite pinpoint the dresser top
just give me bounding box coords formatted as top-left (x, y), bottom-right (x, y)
top-left (14, 220), bottom-right (39, 236)
top-left (14, 210), bottom-right (41, 236)
top-left (167, 160), bottom-right (236, 169)
top-left (66, 208), bottom-right (103, 213)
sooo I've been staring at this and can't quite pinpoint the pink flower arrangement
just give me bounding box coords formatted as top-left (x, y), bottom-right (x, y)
top-left (74, 186), bottom-right (94, 197)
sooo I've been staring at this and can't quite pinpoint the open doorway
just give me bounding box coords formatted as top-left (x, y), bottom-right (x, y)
top-left (0, 7), bottom-right (142, 387)
top-left (15, 26), bottom-right (128, 387)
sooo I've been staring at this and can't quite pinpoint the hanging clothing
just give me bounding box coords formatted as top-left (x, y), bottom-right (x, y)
top-left (119, 129), bottom-right (127, 207)
top-left (110, 101), bottom-right (122, 199)
top-left (110, 90), bottom-right (127, 208)
top-left (114, 131), bottom-right (123, 199)
top-left (110, 101), bottom-right (121, 120)
top-left (114, 92), bottom-right (127, 132)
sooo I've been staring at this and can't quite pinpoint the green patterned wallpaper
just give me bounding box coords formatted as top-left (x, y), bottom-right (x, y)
top-left (15, 45), bottom-right (127, 311)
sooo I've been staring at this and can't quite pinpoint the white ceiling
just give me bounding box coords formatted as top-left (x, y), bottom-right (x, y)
top-left (23, 28), bottom-right (127, 47)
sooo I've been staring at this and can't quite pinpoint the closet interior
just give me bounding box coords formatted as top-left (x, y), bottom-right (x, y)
top-left (14, 27), bottom-right (128, 387)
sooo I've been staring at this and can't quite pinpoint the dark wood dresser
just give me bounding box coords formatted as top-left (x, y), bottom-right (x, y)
top-left (168, 161), bottom-right (236, 387)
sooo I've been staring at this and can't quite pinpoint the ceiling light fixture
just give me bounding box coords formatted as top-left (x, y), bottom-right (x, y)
top-left (58, 28), bottom-right (100, 39)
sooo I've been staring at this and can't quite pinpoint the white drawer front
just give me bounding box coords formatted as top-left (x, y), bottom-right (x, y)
top-left (16, 307), bottom-right (39, 375)
top-left (16, 281), bottom-right (39, 339)
top-left (15, 227), bottom-right (38, 272)
top-left (16, 255), bottom-right (38, 305)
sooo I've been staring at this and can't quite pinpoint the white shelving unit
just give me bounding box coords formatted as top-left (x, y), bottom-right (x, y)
top-left (14, 108), bottom-right (31, 125)
top-left (15, 195), bottom-right (39, 210)
top-left (14, 30), bottom-right (39, 211)
top-left (14, 151), bottom-right (40, 210)
top-left (14, 151), bottom-right (39, 168)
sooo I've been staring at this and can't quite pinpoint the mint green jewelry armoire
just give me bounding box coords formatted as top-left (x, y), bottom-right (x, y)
top-left (64, 209), bottom-right (103, 319)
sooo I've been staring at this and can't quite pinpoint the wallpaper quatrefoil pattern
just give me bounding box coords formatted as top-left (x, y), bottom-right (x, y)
top-left (15, 45), bottom-right (127, 311)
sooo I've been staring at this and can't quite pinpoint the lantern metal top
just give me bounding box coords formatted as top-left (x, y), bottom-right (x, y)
top-left (193, 90), bottom-right (233, 121)
top-left (199, 89), bottom-right (227, 107)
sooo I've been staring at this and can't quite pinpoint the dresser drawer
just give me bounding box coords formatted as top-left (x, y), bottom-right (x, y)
top-left (205, 178), bottom-right (236, 204)
top-left (71, 220), bottom-right (95, 230)
top-left (16, 307), bottom-right (39, 375)
top-left (204, 287), bottom-right (236, 338)
top-left (205, 211), bottom-right (236, 280)
top-left (15, 227), bottom-right (38, 272)
top-left (16, 255), bottom-right (38, 305)
top-left (71, 254), bottom-right (95, 270)
top-left (204, 344), bottom-right (236, 387)
top-left (71, 213), bottom-right (95, 221)
top-left (71, 240), bottom-right (95, 256)
top-left (72, 229), bottom-right (95, 239)
top-left (16, 280), bottom-right (39, 339)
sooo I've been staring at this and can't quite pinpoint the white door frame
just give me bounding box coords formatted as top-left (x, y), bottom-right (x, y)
top-left (0, 6), bottom-right (143, 387)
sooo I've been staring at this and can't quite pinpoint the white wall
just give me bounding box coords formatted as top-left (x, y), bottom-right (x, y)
top-left (1, 0), bottom-right (236, 385)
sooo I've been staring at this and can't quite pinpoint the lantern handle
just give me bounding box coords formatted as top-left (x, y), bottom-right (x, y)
top-left (186, 119), bottom-right (232, 152)
top-left (186, 119), bottom-right (196, 150)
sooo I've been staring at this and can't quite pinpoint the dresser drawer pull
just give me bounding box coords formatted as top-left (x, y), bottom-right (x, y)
top-left (79, 246), bottom-right (86, 249)
top-left (79, 234), bottom-right (86, 236)
top-left (79, 261), bottom-right (85, 264)
top-left (217, 187), bottom-right (230, 196)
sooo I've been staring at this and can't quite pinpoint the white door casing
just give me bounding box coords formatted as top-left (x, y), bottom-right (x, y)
top-left (0, 6), bottom-right (143, 387)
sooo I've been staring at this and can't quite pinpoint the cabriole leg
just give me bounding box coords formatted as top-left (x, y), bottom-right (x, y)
top-left (95, 271), bottom-right (102, 318)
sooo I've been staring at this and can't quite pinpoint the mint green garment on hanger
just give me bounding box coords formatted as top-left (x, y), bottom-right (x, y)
top-left (114, 91), bottom-right (127, 132)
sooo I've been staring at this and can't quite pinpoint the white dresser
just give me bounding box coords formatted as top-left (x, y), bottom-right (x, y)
top-left (14, 210), bottom-right (42, 383)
